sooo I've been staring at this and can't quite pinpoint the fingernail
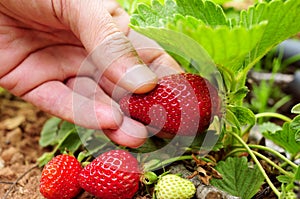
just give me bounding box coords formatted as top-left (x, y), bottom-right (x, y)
top-left (119, 64), bottom-right (158, 93)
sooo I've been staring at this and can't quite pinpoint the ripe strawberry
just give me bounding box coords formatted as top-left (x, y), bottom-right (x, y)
top-left (155, 174), bottom-right (196, 199)
top-left (79, 149), bottom-right (140, 199)
top-left (40, 154), bottom-right (82, 199)
top-left (119, 73), bottom-right (220, 136)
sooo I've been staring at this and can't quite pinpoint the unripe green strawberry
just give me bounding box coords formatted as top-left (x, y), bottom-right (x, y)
top-left (79, 149), bottom-right (140, 199)
top-left (120, 73), bottom-right (220, 136)
top-left (40, 154), bottom-right (82, 199)
top-left (155, 174), bottom-right (196, 199)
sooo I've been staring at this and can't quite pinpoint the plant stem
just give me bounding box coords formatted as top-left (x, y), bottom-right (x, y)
top-left (252, 151), bottom-right (294, 178)
top-left (225, 148), bottom-right (248, 158)
top-left (146, 155), bottom-right (193, 171)
top-left (294, 153), bottom-right (300, 161)
top-left (248, 144), bottom-right (298, 169)
top-left (229, 131), bottom-right (281, 197)
top-left (255, 112), bottom-right (292, 123)
top-left (242, 123), bottom-right (255, 136)
top-left (227, 148), bottom-right (293, 178)
top-left (50, 128), bottom-right (75, 154)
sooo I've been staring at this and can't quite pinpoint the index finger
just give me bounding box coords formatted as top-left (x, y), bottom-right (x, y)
top-left (53, 0), bottom-right (158, 94)
top-left (104, 1), bottom-right (183, 75)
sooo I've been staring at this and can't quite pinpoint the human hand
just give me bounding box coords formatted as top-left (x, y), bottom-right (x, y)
top-left (0, 0), bottom-right (182, 147)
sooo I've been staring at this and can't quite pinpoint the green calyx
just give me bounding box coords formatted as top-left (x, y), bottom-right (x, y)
top-left (141, 171), bottom-right (158, 185)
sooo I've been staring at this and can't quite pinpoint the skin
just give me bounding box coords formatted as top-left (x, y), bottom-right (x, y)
top-left (0, 0), bottom-right (182, 147)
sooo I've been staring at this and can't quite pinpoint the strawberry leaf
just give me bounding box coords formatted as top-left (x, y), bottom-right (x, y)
top-left (228, 106), bottom-right (255, 127)
top-left (167, 16), bottom-right (266, 72)
top-left (174, 0), bottom-right (228, 26)
top-left (295, 131), bottom-right (300, 143)
top-left (261, 117), bottom-right (300, 156)
top-left (225, 108), bottom-right (241, 131)
top-left (295, 166), bottom-right (300, 181)
top-left (210, 157), bottom-right (264, 199)
top-left (39, 118), bottom-right (95, 161)
top-left (131, 0), bottom-right (177, 27)
top-left (211, 0), bottom-right (231, 4)
top-left (83, 131), bottom-right (115, 157)
top-left (56, 121), bottom-right (76, 141)
top-left (227, 87), bottom-right (249, 103)
top-left (116, 0), bottom-right (155, 14)
top-left (290, 116), bottom-right (300, 132)
top-left (290, 116), bottom-right (300, 142)
top-left (39, 117), bottom-right (62, 147)
top-left (277, 175), bottom-right (293, 184)
top-left (130, 0), bottom-right (266, 74)
top-left (258, 122), bottom-right (282, 133)
top-left (241, 0), bottom-right (300, 72)
top-left (291, 103), bottom-right (300, 114)
top-left (58, 126), bottom-right (94, 153)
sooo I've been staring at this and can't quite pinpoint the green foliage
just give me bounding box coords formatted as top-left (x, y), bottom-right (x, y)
top-left (210, 0), bottom-right (232, 5)
top-left (116, 0), bottom-right (159, 14)
top-left (210, 157), bottom-right (264, 199)
top-left (38, 117), bottom-right (95, 166)
top-left (258, 121), bottom-right (282, 133)
top-left (292, 103), bottom-right (300, 114)
top-left (228, 105), bottom-right (255, 127)
top-left (241, 0), bottom-right (300, 72)
top-left (277, 165), bottom-right (300, 199)
top-left (225, 105), bottom-right (255, 137)
top-left (261, 116), bottom-right (300, 156)
top-left (169, 18), bottom-right (265, 72)
top-left (130, 0), bottom-right (300, 104)
top-left (39, 117), bottom-right (61, 147)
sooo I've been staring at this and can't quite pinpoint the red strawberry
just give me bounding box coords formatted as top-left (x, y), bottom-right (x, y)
top-left (40, 154), bottom-right (82, 199)
top-left (119, 73), bottom-right (220, 136)
top-left (79, 149), bottom-right (140, 199)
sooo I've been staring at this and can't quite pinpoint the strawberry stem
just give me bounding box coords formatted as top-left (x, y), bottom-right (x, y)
top-left (227, 148), bottom-right (294, 178)
top-left (255, 112), bottom-right (292, 123)
top-left (248, 144), bottom-right (298, 169)
top-left (251, 151), bottom-right (294, 178)
top-left (144, 155), bottom-right (193, 171)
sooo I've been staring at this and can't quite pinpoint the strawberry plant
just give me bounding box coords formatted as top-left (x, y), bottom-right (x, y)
top-left (37, 0), bottom-right (300, 198)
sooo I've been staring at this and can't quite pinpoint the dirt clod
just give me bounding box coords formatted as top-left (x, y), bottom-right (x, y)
top-left (0, 97), bottom-right (49, 198)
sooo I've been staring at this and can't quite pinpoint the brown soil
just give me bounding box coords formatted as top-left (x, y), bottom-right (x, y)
top-left (0, 95), bottom-right (48, 199)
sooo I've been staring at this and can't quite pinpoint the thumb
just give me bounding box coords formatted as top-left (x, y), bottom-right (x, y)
top-left (54, 0), bottom-right (158, 93)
